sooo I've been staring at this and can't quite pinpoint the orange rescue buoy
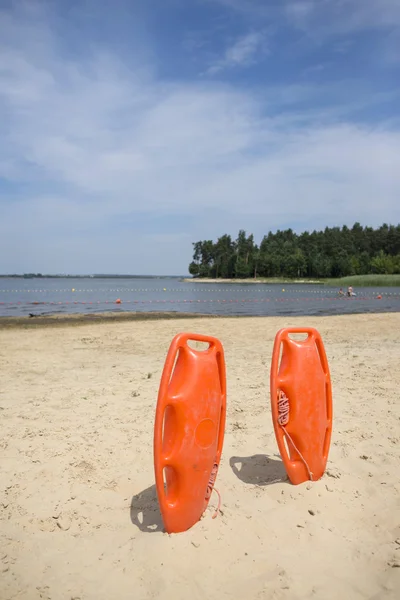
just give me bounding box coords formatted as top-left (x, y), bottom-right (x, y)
top-left (270, 327), bottom-right (333, 485)
top-left (154, 332), bottom-right (226, 533)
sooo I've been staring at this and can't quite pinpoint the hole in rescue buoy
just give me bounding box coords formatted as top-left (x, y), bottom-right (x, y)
top-left (187, 339), bottom-right (210, 351)
top-left (288, 332), bottom-right (309, 342)
top-left (168, 349), bottom-right (180, 385)
top-left (161, 405), bottom-right (177, 456)
top-left (323, 425), bottom-right (330, 459)
top-left (162, 466), bottom-right (178, 502)
top-left (216, 351), bottom-right (225, 395)
top-left (277, 342), bottom-right (284, 371)
top-left (283, 435), bottom-right (291, 459)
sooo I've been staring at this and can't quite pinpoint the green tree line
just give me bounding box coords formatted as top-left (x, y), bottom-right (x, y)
top-left (188, 223), bottom-right (400, 279)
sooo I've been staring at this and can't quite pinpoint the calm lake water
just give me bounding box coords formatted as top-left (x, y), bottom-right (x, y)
top-left (0, 277), bottom-right (399, 318)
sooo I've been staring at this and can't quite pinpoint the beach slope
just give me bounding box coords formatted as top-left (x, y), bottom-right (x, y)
top-left (1, 313), bottom-right (399, 600)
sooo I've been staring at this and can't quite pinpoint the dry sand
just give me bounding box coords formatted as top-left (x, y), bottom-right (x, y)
top-left (1, 313), bottom-right (399, 600)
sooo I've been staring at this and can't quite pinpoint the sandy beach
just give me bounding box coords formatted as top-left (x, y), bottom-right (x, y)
top-left (1, 312), bottom-right (399, 600)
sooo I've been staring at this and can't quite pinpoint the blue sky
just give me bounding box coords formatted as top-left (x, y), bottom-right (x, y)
top-left (0, 0), bottom-right (399, 275)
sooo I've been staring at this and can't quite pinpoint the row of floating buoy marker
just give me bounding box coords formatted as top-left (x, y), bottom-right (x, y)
top-left (50, 287), bottom-right (386, 301)
top-left (111, 291), bottom-right (167, 304)
top-left (0, 296), bottom-right (391, 308)
top-left (109, 294), bottom-right (384, 304)
top-left (3, 287), bottom-right (398, 295)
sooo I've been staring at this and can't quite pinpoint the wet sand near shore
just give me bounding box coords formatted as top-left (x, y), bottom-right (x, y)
top-left (0, 310), bottom-right (214, 329)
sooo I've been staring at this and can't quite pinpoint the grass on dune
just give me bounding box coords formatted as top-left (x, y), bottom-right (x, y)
top-left (323, 274), bottom-right (400, 287)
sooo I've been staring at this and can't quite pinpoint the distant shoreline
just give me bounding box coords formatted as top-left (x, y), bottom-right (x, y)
top-left (183, 275), bottom-right (400, 287)
top-left (1, 274), bottom-right (399, 286)
top-left (0, 275), bottom-right (182, 279)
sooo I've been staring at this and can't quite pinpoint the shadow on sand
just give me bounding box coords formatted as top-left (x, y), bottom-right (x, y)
top-left (130, 484), bottom-right (164, 533)
top-left (229, 454), bottom-right (288, 486)
top-left (130, 456), bottom-right (287, 533)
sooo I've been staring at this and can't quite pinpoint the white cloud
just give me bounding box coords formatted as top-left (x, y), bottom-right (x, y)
top-left (284, 1), bottom-right (314, 22)
top-left (285, 0), bottom-right (400, 35)
top-left (203, 0), bottom-right (269, 19)
top-left (0, 1), bottom-right (399, 275)
top-left (206, 31), bottom-right (269, 75)
top-left (209, 0), bottom-right (400, 36)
